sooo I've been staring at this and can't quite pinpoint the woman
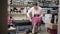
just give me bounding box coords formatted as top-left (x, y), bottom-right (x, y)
top-left (27, 3), bottom-right (43, 34)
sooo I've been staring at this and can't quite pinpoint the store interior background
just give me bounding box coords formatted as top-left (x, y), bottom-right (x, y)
top-left (8, 0), bottom-right (59, 34)
top-left (8, 0), bottom-right (59, 20)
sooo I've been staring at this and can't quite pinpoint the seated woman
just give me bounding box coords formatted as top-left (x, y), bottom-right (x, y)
top-left (27, 3), bottom-right (43, 34)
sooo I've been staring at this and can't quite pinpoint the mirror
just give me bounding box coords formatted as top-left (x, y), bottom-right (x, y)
top-left (8, 0), bottom-right (59, 34)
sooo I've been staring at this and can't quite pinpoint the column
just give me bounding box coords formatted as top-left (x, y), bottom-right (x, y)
top-left (58, 0), bottom-right (60, 34)
top-left (0, 0), bottom-right (8, 34)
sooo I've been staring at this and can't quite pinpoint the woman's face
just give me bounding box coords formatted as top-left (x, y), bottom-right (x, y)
top-left (34, 5), bottom-right (38, 9)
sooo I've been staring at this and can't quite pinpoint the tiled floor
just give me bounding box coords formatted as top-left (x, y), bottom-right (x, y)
top-left (18, 24), bottom-right (48, 34)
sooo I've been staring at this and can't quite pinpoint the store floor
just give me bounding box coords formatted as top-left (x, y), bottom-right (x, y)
top-left (17, 24), bottom-right (48, 34)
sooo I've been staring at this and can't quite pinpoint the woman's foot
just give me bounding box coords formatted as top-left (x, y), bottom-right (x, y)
top-left (26, 29), bottom-right (32, 34)
top-left (32, 32), bottom-right (38, 34)
top-left (35, 32), bottom-right (38, 34)
top-left (32, 33), bottom-right (34, 34)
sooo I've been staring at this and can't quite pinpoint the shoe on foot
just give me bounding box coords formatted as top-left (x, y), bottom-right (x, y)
top-left (34, 32), bottom-right (37, 34)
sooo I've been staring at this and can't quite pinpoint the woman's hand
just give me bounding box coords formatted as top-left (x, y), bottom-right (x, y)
top-left (30, 19), bottom-right (32, 22)
top-left (39, 16), bottom-right (42, 18)
top-left (28, 18), bottom-right (32, 22)
top-left (39, 14), bottom-right (43, 18)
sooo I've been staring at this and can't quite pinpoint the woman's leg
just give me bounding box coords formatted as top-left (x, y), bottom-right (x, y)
top-left (35, 22), bottom-right (41, 33)
top-left (32, 23), bottom-right (36, 34)
top-left (38, 22), bottom-right (42, 31)
top-left (35, 23), bottom-right (38, 33)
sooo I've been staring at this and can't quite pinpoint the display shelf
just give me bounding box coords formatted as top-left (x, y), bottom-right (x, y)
top-left (8, 4), bottom-right (58, 8)
top-left (8, 0), bottom-right (58, 20)
top-left (8, 4), bottom-right (26, 7)
top-left (8, 13), bottom-right (26, 15)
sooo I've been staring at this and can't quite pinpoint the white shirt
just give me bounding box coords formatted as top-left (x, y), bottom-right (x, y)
top-left (27, 6), bottom-right (42, 18)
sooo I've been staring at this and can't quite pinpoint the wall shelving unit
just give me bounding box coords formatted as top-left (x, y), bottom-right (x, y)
top-left (8, 0), bottom-right (59, 20)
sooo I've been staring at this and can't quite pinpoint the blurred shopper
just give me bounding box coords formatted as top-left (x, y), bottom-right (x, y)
top-left (8, 16), bottom-right (16, 34)
top-left (27, 3), bottom-right (43, 34)
top-left (8, 16), bottom-right (13, 28)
